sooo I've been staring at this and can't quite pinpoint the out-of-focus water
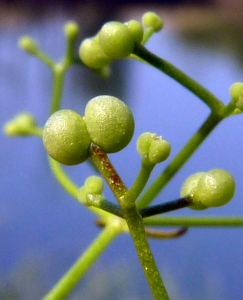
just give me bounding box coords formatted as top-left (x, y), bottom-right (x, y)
top-left (1, 14), bottom-right (243, 300)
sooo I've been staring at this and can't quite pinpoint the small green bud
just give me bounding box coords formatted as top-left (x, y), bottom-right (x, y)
top-left (64, 21), bottom-right (79, 39)
top-left (84, 176), bottom-right (104, 195)
top-left (148, 138), bottom-right (171, 164)
top-left (98, 21), bottom-right (135, 59)
top-left (142, 12), bottom-right (163, 32)
top-left (18, 36), bottom-right (39, 55)
top-left (137, 132), bottom-right (171, 164)
top-left (78, 176), bottom-right (104, 206)
top-left (229, 82), bottom-right (243, 110)
top-left (137, 132), bottom-right (154, 157)
top-left (181, 169), bottom-right (235, 209)
top-left (3, 112), bottom-right (39, 137)
top-left (124, 20), bottom-right (144, 43)
top-left (79, 36), bottom-right (112, 69)
top-left (43, 109), bottom-right (91, 165)
top-left (84, 95), bottom-right (135, 153)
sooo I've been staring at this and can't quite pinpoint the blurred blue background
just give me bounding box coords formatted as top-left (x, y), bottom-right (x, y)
top-left (1, 1), bottom-right (243, 299)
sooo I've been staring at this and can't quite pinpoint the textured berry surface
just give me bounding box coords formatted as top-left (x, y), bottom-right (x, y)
top-left (98, 21), bottom-right (135, 59)
top-left (43, 109), bottom-right (91, 165)
top-left (84, 95), bottom-right (134, 153)
top-left (148, 138), bottom-right (171, 163)
top-left (194, 169), bottom-right (235, 207)
top-left (181, 169), bottom-right (235, 209)
top-left (79, 37), bottom-right (111, 69)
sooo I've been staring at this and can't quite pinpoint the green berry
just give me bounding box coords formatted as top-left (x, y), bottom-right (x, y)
top-left (78, 176), bottom-right (104, 205)
top-left (194, 169), bottom-right (235, 207)
top-left (84, 176), bottom-right (104, 195)
top-left (84, 95), bottom-right (135, 153)
top-left (229, 82), bottom-right (243, 110)
top-left (181, 169), bottom-right (235, 209)
top-left (137, 132), bottom-right (155, 157)
top-left (64, 21), bottom-right (79, 39)
top-left (142, 12), bottom-right (163, 32)
top-left (98, 21), bottom-right (135, 59)
top-left (125, 20), bottom-right (144, 43)
top-left (137, 132), bottom-right (171, 164)
top-left (79, 36), bottom-right (112, 69)
top-left (3, 112), bottom-right (38, 137)
top-left (148, 138), bottom-right (171, 164)
top-left (43, 109), bottom-right (91, 165)
top-left (18, 36), bottom-right (39, 55)
top-left (180, 172), bottom-right (207, 210)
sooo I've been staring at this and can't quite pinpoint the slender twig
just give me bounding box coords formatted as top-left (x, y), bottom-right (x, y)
top-left (140, 197), bottom-right (191, 218)
top-left (133, 44), bottom-right (223, 112)
top-left (145, 227), bottom-right (188, 239)
top-left (144, 216), bottom-right (243, 227)
top-left (43, 221), bottom-right (123, 300)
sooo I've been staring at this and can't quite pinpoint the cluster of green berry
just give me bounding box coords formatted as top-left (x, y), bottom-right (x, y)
top-left (42, 95), bottom-right (135, 165)
top-left (42, 94), bottom-right (172, 168)
top-left (181, 169), bottom-right (235, 209)
top-left (79, 12), bottom-right (163, 70)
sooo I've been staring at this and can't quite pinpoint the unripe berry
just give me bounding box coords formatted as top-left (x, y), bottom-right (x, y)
top-left (18, 36), bottom-right (39, 55)
top-left (142, 12), bottom-right (163, 32)
top-left (194, 169), bottom-right (235, 208)
top-left (78, 176), bottom-right (104, 205)
top-left (84, 95), bottom-right (135, 153)
top-left (84, 176), bottom-right (104, 195)
top-left (181, 169), bottom-right (235, 209)
top-left (79, 36), bottom-right (112, 69)
top-left (229, 82), bottom-right (243, 110)
top-left (98, 21), bottom-right (135, 59)
top-left (3, 112), bottom-right (39, 137)
top-left (137, 132), bottom-right (171, 164)
top-left (64, 21), bottom-right (79, 39)
top-left (125, 20), bottom-right (144, 43)
top-left (137, 132), bottom-right (154, 157)
top-left (148, 138), bottom-right (171, 164)
top-left (43, 109), bottom-right (91, 165)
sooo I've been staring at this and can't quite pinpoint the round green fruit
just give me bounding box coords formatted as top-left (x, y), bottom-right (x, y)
top-left (43, 109), bottom-right (91, 165)
top-left (98, 21), bottom-right (135, 59)
top-left (194, 169), bottom-right (235, 207)
top-left (79, 36), bottom-right (112, 69)
top-left (84, 95), bottom-right (135, 153)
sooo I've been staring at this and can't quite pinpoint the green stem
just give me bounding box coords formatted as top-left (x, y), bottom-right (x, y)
top-left (137, 112), bottom-right (222, 208)
top-left (125, 159), bottom-right (155, 205)
top-left (122, 204), bottom-right (170, 300)
top-left (90, 145), bottom-right (169, 299)
top-left (28, 127), bottom-right (43, 137)
top-left (144, 216), bottom-right (243, 227)
top-left (133, 44), bottom-right (223, 112)
top-left (49, 25), bottom-right (78, 114)
top-left (43, 221), bottom-right (122, 300)
top-left (50, 65), bottom-right (66, 114)
top-left (89, 144), bottom-right (127, 199)
top-left (35, 50), bottom-right (55, 69)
